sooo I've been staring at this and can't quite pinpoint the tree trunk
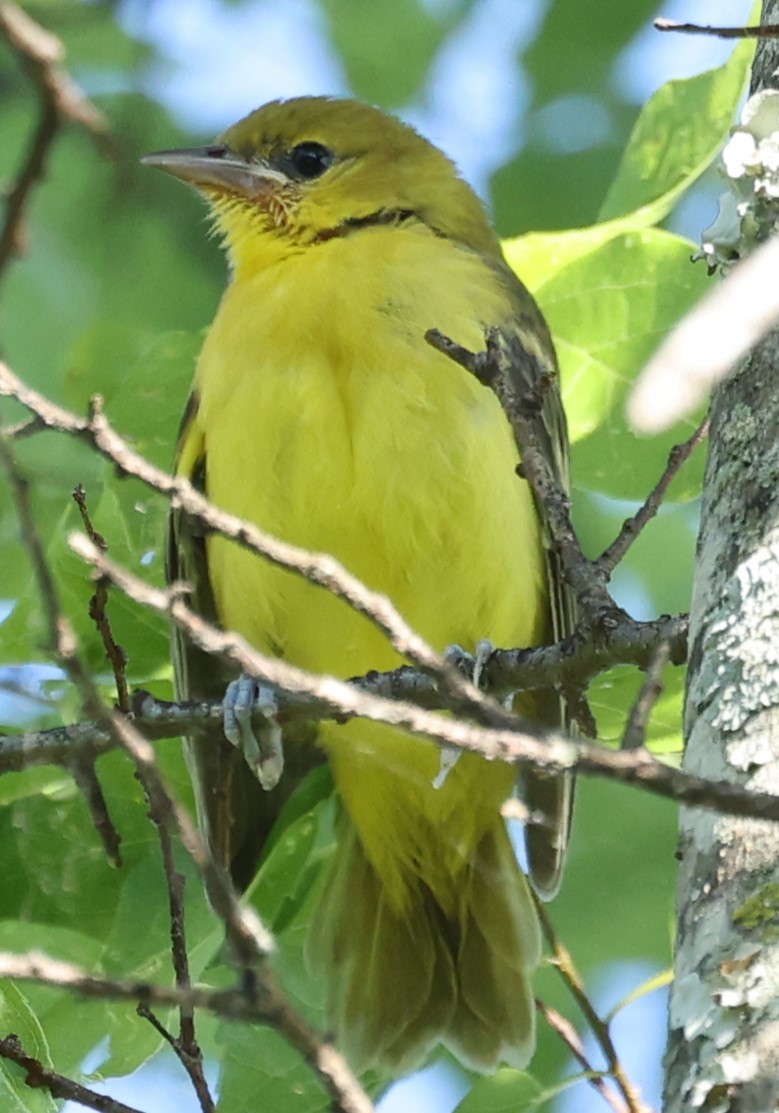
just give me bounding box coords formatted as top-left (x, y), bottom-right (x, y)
top-left (664, 6), bottom-right (779, 1110)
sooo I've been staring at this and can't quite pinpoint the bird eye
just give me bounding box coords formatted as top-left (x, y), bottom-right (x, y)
top-left (289, 141), bottom-right (334, 180)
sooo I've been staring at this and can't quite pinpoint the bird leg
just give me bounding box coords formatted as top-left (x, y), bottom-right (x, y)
top-left (223, 676), bottom-right (284, 790)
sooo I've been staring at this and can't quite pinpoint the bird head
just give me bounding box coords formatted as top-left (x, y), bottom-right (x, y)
top-left (142, 96), bottom-right (499, 275)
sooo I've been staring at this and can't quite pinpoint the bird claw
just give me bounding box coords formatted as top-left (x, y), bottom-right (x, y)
top-left (431, 745), bottom-right (461, 790)
top-left (472, 637), bottom-right (495, 689)
top-left (431, 640), bottom-right (496, 789)
top-left (223, 675), bottom-right (284, 790)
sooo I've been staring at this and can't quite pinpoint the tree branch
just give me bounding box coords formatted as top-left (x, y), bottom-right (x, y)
top-left (599, 418), bottom-right (709, 576)
top-left (0, 2), bottom-right (109, 286)
top-left (0, 952), bottom-right (375, 1113)
top-left (0, 1034), bottom-right (142, 1113)
top-left (4, 531), bottom-right (767, 826)
top-left (655, 18), bottom-right (779, 38)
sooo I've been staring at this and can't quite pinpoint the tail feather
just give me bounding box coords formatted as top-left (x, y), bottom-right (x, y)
top-left (308, 813), bottom-right (539, 1073)
top-left (524, 766), bottom-right (574, 899)
top-left (309, 818), bottom-right (456, 1068)
top-left (451, 824), bottom-right (539, 1070)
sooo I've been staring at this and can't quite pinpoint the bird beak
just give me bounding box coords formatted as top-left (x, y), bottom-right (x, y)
top-left (141, 147), bottom-right (287, 199)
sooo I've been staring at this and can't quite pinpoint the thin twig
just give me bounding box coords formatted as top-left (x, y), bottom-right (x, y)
top-left (138, 779), bottom-right (215, 1112)
top-left (426, 328), bottom-right (621, 634)
top-left (0, 1034), bottom-right (141, 1113)
top-left (535, 901), bottom-right (651, 1113)
top-left (70, 757), bottom-right (122, 866)
top-left (0, 604), bottom-right (686, 772)
top-left (655, 18), bottom-right (779, 39)
top-left (0, 356), bottom-right (694, 738)
top-left (0, 951), bottom-right (374, 1113)
top-left (0, 2), bottom-right (109, 285)
top-left (621, 642), bottom-right (672, 752)
top-left (535, 998), bottom-right (628, 1113)
top-left (73, 485), bottom-right (131, 712)
top-left (60, 531), bottom-right (779, 826)
top-left (599, 418), bottom-right (710, 576)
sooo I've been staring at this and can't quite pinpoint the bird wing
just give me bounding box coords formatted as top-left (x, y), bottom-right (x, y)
top-left (496, 262), bottom-right (577, 899)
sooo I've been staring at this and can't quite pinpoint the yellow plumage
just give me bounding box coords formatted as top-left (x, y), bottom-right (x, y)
top-left (147, 96), bottom-right (572, 1073)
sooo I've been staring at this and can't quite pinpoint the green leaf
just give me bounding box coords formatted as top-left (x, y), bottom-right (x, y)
top-left (0, 983), bottom-right (58, 1113)
top-left (0, 744), bottom-right (219, 1082)
top-left (525, 0), bottom-right (661, 105)
top-left (588, 664), bottom-right (683, 755)
top-left (455, 1068), bottom-right (543, 1113)
top-left (505, 214), bottom-right (650, 291)
top-left (0, 922), bottom-right (105, 1078)
top-left (535, 229), bottom-right (710, 500)
top-left (508, 226), bottom-right (712, 506)
top-left (98, 848), bottom-right (220, 1077)
top-left (217, 1024), bottom-right (332, 1113)
top-left (493, 0), bottom-right (661, 233)
top-left (599, 37), bottom-right (754, 224)
top-left (0, 766), bottom-right (73, 807)
top-left (0, 328), bottom-right (197, 674)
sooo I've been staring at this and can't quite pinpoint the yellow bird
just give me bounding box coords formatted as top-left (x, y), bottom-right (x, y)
top-left (144, 96), bottom-right (573, 1074)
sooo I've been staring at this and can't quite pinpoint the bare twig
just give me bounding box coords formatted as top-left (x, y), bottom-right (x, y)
top-left (70, 757), bottom-right (122, 867)
top-left (426, 328), bottom-right (621, 634)
top-left (535, 901), bottom-right (652, 1113)
top-left (0, 952), bottom-right (375, 1113)
top-left (138, 774), bottom-right (214, 1111)
top-left (73, 485), bottom-right (131, 712)
top-left (621, 642), bottom-right (672, 752)
top-left (599, 418), bottom-right (710, 576)
top-left (535, 999), bottom-right (628, 1113)
top-left (655, 18), bottom-right (779, 39)
top-left (0, 605), bottom-right (686, 772)
top-left (2, 350), bottom-right (776, 824)
top-left (0, 1033), bottom-right (141, 1113)
top-left (59, 531), bottom-right (779, 826)
top-left (0, 2), bottom-right (109, 284)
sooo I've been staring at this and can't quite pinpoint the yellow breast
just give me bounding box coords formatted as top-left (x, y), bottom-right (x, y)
top-left (194, 220), bottom-right (548, 903)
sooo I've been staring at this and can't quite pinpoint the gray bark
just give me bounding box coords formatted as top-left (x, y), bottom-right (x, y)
top-left (664, 6), bottom-right (779, 1110)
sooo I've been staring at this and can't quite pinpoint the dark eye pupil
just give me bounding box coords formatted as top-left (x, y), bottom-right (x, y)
top-left (290, 141), bottom-right (332, 179)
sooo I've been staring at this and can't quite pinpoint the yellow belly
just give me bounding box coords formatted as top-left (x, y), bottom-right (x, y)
top-left (195, 222), bottom-right (548, 907)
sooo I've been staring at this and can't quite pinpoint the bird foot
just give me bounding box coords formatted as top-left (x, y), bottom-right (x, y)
top-left (223, 675), bottom-right (284, 790)
top-left (430, 640), bottom-right (496, 790)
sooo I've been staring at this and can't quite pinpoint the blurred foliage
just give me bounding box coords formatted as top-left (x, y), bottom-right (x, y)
top-left (0, 1), bottom-right (753, 1111)
top-left (494, 0), bottom-right (661, 233)
top-left (321, 0), bottom-right (468, 108)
